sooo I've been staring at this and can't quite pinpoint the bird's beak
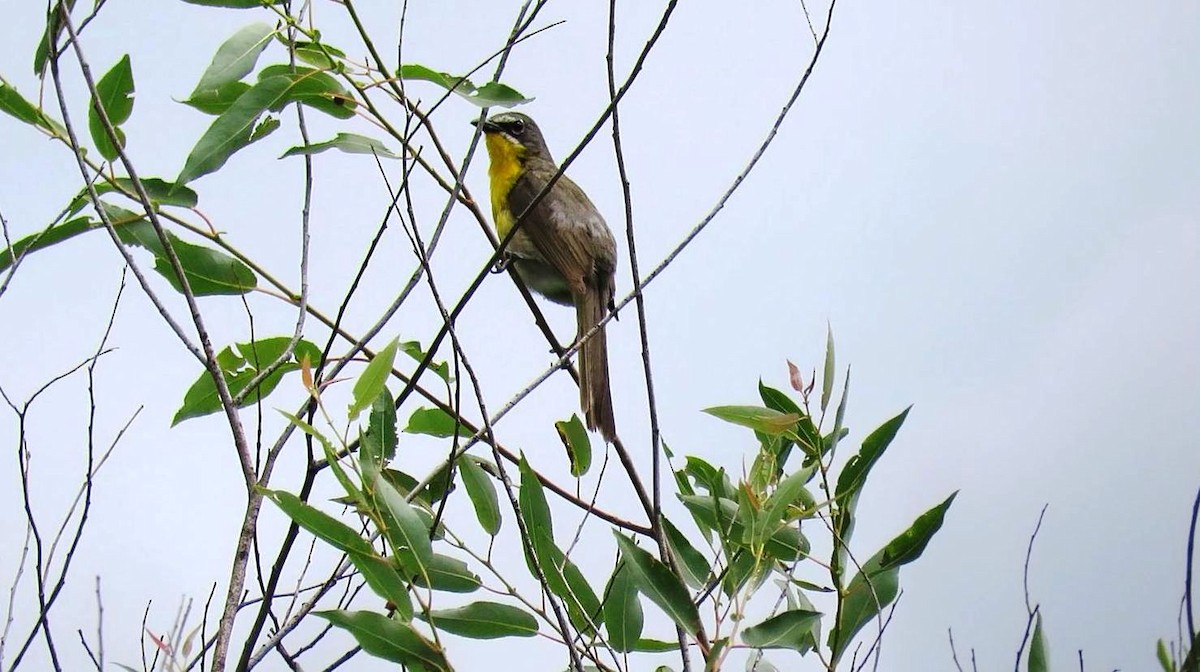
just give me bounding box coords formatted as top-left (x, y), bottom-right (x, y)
top-left (471, 117), bottom-right (502, 134)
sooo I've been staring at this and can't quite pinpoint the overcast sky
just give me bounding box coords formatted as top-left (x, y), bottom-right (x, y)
top-left (1, 1), bottom-right (1197, 671)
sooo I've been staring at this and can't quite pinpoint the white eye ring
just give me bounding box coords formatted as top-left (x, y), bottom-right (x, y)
top-left (512, 119), bottom-right (525, 134)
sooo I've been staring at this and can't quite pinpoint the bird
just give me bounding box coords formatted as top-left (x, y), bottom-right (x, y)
top-left (472, 111), bottom-right (618, 443)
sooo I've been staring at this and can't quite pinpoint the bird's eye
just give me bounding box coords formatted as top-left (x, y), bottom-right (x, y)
top-left (511, 119), bottom-right (525, 134)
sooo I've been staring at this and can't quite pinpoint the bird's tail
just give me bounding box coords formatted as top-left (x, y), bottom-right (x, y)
top-left (578, 289), bottom-right (616, 443)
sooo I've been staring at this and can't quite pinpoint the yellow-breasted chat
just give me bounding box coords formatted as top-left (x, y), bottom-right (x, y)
top-left (472, 112), bottom-right (618, 443)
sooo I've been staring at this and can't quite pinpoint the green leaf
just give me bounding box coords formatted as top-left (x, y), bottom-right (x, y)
top-left (349, 338), bottom-right (398, 421)
top-left (821, 325), bottom-right (835, 412)
top-left (1157, 639), bottom-right (1174, 672)
top-left (827, 367), bottom-right (851, 456)
top-left (830, 493), bottom-right (955, 660)
top-left (835, 407), bottom-right (911, 502)
top-left (67, 178), bottom-right (198, 217)
top-left (602, 562), bottom-right (644, 652)
top-left (403, 406), bottom-right (461, 438)
top-left (0, 79), bottom-right (64, 136)
top-left (281, 132), bottom-right (400, 159)
top-left (877, 492), bottom-right (957, 571)
top-left (411, 553), bottom-right (481, 593)
top-left (518, 455), bottom-right (599, 631)
top-left (88, 55), bottom-right (135, 160)
top-left (108, 207), bottom-right (256, 296)
top-left (703, 405), bottom-right (800, 436)
top-left (292, 41), bottom-right (347, 69)
top-left (632, 639), bottom-right (682, 653)
top-left (0, 216), bottom-right (95, 273)
top-left (379, 467), bottom-right (452, 509)
top-left (190, 23), bottom-right (275, 97)
top-left (661, 516), bottom-right (712, 589)
top-left (613, 533), bottom-right (700, 634)
top-left (349, 552), bottom-right (413, 621)
top-left (1028, 611), bottom-right (1048, 672)
top-left (399, 340), bottom-right (451, 383)
top-left (257, 65), bottom-right (355, 118)
top-left (183, 81), bottom-right (251, 115)
top-left (372, 471), bottom-right (433, 580)
top-left (518, 454), bottom-right (553, 538)
top-left (260, 489), bottom-right (375, 556)
top-left (315, 610), bottom-right (450, 671)
top-left (34, 0), bottom-right (78, 77)
top-left (176, 68), bottom-right (351, 185)
top-left (399, 64), bottom-right (532, 108)
top-left (172, 337), bottom-right (319, 425)
top-left (555, 414), bottom-right (592, 476)
top-left (459, 456), bottom-right (501, 536)
top-left (683, 456), bottom-right (733, 499)
top-left (749, 468), bottom-right (812, 548)
top-left (361, 386), bottom-right (397, 472)
top-left (742, 609), bottom-right (823, 650)
top-left (424, 601), bottom-right (538, 639)
top-left (532, 528), bottom-right (601, 634)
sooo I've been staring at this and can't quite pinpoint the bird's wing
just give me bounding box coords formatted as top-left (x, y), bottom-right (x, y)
top-left (508, 163), bottom-right (616, 295)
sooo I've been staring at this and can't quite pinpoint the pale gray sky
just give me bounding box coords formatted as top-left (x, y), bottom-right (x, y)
top-left (1, 1), bottom-right (1197, 670)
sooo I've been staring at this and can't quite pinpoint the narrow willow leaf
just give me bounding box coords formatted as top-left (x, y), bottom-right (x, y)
top-left (827, 367), bottom-right (851, 456)
top-left (66, 178), bottom-right (198, 217)
top-left (703, 405), bottom-right (800, 435)
top-left (834, 406), bottom-right (911, 501)
top-left (88, 54), bottom-right (135, 160)
top-left (750, 469), bottom-right (811, 548)
top-left (109, 210), bottom-right (256, 296)
top-left (632, 639), bottom-right (681, 653)
top-left (459, 456), bottom-right (500, 535)
top-left (182, 0), bottom-right (265, 7)
top-left (1028, 611), bottom-right (1048, 672)
top-left (399, 64), bottom-right (532, 108)
top-left (661, 516), bottom-right (712, 589)
top-left (0, 217), bottom-right (94, 273)
top-left (293, 41), bottom-right (347, 69)
top-left (411, 553), bottom-right (481, 593)
top-left (742, 609), bottom-right (823, 650)
top-left (830, 566), bottom-right (898, 660)
top-left (256, 65), bottom-right (355, 118)
top-left (531, 528), bottom-right (601, 634)
top-left (403, 406), bottom-right (460, 438)
top-left (190, 23), bottom-right (275, 97)
top-left (260, 489), bottom-right (375, 556)
top-left (184, 81), bottom-right (252, 116)
top-left (518, 454), bottom-right (553, 537)
top-left (361, 387), bottom-right (397, 471)
top-left (821, 325), bottom-right (835, 412)
top-left (613, 533), bottom-right (700, 634)
top-left (424, 601), bottom-right (538, 639)
top-left (0, 80), bottom-right (64, 136)
top-left (878, 492), bottom-right (957, 570)
top-left (178, 69), bottom-right (350, 184)
top-left (348, 338), bottom-right (398, 421)
top-left (172, 337), bottom-right (319, 424)
top-left (315, 610), bottom-right (450, 671)
top-left (372, 472), bottom-right (433, 579)
top-left (555, 414), bottom-right (592, 476)
top-left (34, 0), bottom-right (78, 77)
top-left (399, 340), bottom-right (451, 383)
top-left (281, 132), bottom-right (400, 159)
top-left (1156, 639), bottom-right (1172, 672)
top-left (602, 562), bottom-right (644, 652)
top-left (349, 552), bottom-right (412, 621)
top-left (830, 493), bottom-right (955, 660)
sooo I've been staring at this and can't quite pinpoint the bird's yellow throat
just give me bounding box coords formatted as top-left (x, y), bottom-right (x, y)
top-left (484, 134), bottom-right (525, 238)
